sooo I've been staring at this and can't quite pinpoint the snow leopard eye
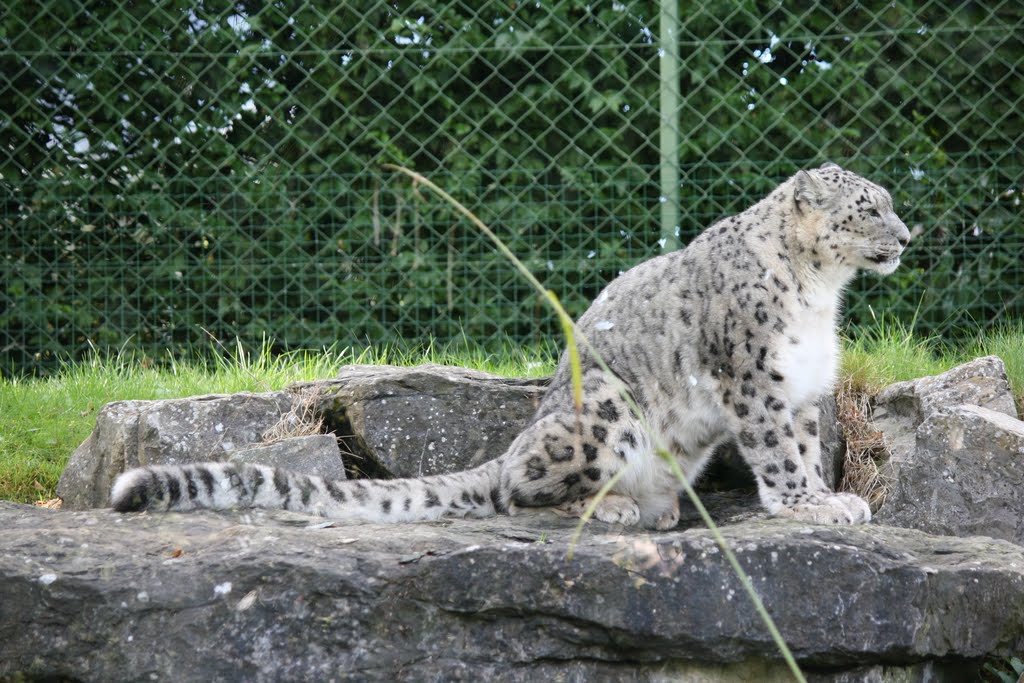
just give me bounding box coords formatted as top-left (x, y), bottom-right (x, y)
top-left (868, 208), bottom-right (882, 218)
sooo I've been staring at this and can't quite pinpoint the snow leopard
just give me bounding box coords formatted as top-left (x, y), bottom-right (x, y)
top-left (111, 163), bottom-right (910, 530)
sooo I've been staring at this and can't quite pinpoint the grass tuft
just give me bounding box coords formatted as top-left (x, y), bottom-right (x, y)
top-left (261, 388), bottom-right (327, 445)
top-left (841, 314), bottom-right (946, 394)
top-left (965, 321), bottom-right (1024, 416)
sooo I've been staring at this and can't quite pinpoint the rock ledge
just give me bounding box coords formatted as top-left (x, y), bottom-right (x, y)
top-left (2, 500), bottom-right (1022, 682)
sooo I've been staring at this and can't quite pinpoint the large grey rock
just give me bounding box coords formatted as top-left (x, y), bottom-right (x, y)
top-left (871, 357), bottom-right (1024, 542)
top-left (300, 364), bottom-right (548, 478)
top-left (1, 500), bottom-right (1020, 682)
top-left (874, 356), bottom-right (1018, 427)
top-left (229, 434), bottom-right (346, 481)
top-left (871, 355), bottom-right (1018, 470)
top-left (57, 391), bottom-right (296, 510)
top-left (56, 365), bottom-right (547, 510)
top-left (877, 404), bottom-right (1024, 542)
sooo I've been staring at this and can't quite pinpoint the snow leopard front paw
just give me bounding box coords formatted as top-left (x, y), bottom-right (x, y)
top-left (774, 492), bottom-right (871, 525)
top-left (653, 506), bottom-right (680, 531)
top-left (558, 492), bottom-right (642, 527)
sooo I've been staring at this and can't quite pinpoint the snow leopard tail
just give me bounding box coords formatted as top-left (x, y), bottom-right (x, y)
top-left (109, 459), bottom-right (506, 522)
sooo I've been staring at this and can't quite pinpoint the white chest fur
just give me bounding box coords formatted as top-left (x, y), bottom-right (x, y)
top-left (775, 286), bottom-right (841, 408)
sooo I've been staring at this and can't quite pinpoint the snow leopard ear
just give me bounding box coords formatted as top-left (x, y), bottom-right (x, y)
top-left (818, 161), bottom-right (841, 171)
top-left (794, 169), bottom-right (830, 213)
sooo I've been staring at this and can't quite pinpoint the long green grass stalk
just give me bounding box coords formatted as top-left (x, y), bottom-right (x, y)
top-left (384, 164), bottom-right (806, 682)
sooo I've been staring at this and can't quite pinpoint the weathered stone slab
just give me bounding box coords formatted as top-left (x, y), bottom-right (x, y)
top-left (874, 355), bottom-right (1018, 426)
top-left (300, 364), bottom-right (548, 478)
top-left (229, 434), bottom-right (346, 481)
top-left (876, 404), bottom-right (1024, 542)
top-left (871, 356), bottom-right (1024, 542)
top-left (56, 400), bottom-right (150, 511)
top-left (871, 355), bottom-right (1017, 471)
top-left (57, 391), bottom-right (296, 510)
top-left (1, 501), bottom-right (1020, 682)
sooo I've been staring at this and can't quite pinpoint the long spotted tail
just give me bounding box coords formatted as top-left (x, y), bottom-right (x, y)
top-left (109, 459), bottom-right (505, 523)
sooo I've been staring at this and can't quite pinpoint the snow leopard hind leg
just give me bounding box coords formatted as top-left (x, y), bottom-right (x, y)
top-left (497, 369), bottom-right (683, 531)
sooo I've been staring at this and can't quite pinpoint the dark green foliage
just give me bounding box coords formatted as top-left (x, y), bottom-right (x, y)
top-left (984, 656), bottom-right (1024, 683)
top-left (1, 1), bottom-right (1022, 373)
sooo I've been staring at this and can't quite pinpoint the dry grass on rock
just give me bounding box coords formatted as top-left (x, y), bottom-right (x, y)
top-left (835, 377), bottom-right (892, 512)
top-left (260, 388), bottom-right (326, 445)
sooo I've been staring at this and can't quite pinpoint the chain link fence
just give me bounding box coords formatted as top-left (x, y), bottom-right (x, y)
top-left (3, 1), bottom-right (1022, 374)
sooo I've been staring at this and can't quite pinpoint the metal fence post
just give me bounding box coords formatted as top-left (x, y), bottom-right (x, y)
top-left (659, 0), bottom-right (681, 251)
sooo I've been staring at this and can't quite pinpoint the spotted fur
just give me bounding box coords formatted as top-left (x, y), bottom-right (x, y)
top-left (111, 163), bottom-right (910, 529)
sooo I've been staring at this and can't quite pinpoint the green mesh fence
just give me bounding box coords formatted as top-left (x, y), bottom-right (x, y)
top-left (2, 1), bottom-right (1022, 374)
